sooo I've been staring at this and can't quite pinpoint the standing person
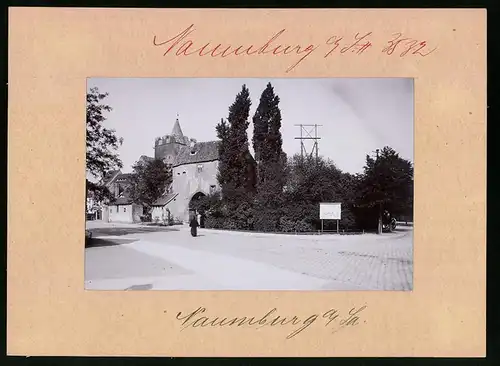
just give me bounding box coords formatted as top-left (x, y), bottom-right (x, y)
top-left (199, 212), bottom-right (205, 228)
top-left (190, 213), bottom-right (199, 237)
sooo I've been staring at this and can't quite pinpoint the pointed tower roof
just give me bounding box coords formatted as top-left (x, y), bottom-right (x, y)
top-left (171, 115), bottom-right (184, 137)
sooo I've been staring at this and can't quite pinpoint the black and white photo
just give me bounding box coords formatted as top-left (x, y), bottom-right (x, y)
top-left (85, 78), bottom-right (414, 291)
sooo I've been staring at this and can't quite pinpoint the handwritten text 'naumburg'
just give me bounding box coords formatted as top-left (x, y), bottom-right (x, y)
top-left (173, 305), bottom-right (368, 339)
top-left (153, 24), bottom-right (437, 72)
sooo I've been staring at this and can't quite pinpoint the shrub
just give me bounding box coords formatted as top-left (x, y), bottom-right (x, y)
top-left (220, 199), bottom-right (254, 230)
top-left (222, 218), bottom-right (240, 230)
top-left (253, 208), bottom-right (281, 232)
top-left (140, 213), bottom-right (152, 223)
top-left (279, 217), bottom-right (314, 232)
top-left (162, 216), bottom-right (169, 226)
top-left (205, 216), bottom-right (225, 229)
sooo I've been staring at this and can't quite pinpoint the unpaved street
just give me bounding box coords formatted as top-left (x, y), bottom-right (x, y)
top-left (85, 222), bottom-right (413, 291)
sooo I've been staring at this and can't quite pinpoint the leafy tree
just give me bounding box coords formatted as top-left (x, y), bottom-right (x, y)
top-left (128, 158), bottom-right (172, 214)
top-left (356, 146), bottom-right (413, 234)
top-left (280, 154), bottom-right (355, 232)
top-left (86, 179), bottom-right (114, 203)
top-left (86, 87), bottom-right (123, 180)
top-left (285, 154), bottom-right (344, 202)
top-left (85, 87), bottom-right (123, 214)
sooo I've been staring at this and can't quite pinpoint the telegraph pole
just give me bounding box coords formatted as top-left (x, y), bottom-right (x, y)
top-left (375, 149), bottom-right (383, 235)
top-left (294, 124), bottom-right (322, 163)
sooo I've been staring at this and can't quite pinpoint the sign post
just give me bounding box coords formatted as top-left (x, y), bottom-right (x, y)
top-left (319, 202), bottom-right (342, 234)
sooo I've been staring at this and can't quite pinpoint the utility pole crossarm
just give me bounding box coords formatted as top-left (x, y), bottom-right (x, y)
top-left (294, 124), bottom-right (321, 163)
top-left (294, 137), bottom-right (322, 140)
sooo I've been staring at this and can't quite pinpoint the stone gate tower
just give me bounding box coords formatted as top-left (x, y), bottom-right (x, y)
top-left (154, 116), bottom-right (196, 165)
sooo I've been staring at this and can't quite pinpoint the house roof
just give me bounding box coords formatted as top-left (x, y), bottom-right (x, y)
top-left (152, 192), bottom-right (178, 206)
top-left (172, 140), bottom-right (220, 167)
top-left (110, 196), bottom-right (134, 205)
top-left (116, 173), bottom-right (132, 182)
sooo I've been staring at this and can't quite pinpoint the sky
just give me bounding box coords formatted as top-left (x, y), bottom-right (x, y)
top-left (87, 78), bottom-right (413, 175)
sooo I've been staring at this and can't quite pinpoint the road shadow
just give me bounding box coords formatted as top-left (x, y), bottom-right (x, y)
top-left (85, 237), bottom-right (139, 248)
top-left (125, 284), bottom-right (153, 291)
top-left (393, 226), bottom-right (413, 232)
top-left (87, 226), bottom-right (180, 237)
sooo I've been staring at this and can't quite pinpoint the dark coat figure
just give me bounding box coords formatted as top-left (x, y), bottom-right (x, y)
top-left (190, 216), bottom-right (199, 237)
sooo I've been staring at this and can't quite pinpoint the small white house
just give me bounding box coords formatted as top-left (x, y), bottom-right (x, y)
top-left (151, 192), bottom-right (178, 224)
top-left (107, 197), bottom-right (143, 223)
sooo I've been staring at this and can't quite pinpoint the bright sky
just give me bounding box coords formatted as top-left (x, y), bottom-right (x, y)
top-left (87, 78), bottom-right (413, 174)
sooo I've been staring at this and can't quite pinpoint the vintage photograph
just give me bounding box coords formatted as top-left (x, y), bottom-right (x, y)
top-left (85, 78), bottom-right (414, 291)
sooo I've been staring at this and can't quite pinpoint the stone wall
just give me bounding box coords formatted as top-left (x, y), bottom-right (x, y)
top-left (154, 140), bottom-right (184, 164)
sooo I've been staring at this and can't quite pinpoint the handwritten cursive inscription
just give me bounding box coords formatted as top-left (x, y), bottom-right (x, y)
top-left (174, 305), bottom-right (368, 340)
top-left (382, 32), bottom-right (437, 57)
top-left (152, 25), bottom-right (437, 72)
top-left (323, 305), bottom-right (367, 334)
top-left (153, 24), bottom-right (319, 73)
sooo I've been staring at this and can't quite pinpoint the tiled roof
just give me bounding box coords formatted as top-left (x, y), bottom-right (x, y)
top-left (172, 141), bottom-right (220, 167)
top-left (110, 196), bottom-right (134, 205)
top-left (152, 193), bottom-right (178, 206)
top-left (116, 173), bottom-right (132, 182)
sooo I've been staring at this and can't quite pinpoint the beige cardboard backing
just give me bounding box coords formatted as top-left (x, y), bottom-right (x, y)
top-left (8, 8), bottom-right (486, 357)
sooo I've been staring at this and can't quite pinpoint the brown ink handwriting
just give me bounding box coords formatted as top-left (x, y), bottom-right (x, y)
top-left (382, 32), bottom-right (437, 57)
top-left (173, 305), bottom-right (368, 340)
top-left (153, 25), bottom-right (437, 72)
top-left (324, 305), bottom-right (367, 334)
top-left (324, 32), bottom-right (372, 57)
top-left (153, 24), bottom-right (320, 73)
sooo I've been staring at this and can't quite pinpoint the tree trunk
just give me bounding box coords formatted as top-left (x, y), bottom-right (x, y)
top-left (377, 203), bottom-right (383, 235)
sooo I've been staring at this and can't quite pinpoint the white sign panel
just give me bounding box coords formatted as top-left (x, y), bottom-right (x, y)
top-left (320, 202), bottom-right (341, 220)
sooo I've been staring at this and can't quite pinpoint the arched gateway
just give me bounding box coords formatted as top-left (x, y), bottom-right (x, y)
top-left (188, 191), bottom-right (207, 227)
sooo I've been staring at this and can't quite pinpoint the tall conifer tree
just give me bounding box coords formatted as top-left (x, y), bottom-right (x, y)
top-left (216, 85), bottom-right (254, 201)
top-left (252, 85), bottom-right (271, 165)
top-left (253, 83), bottom-right (286, 190)
top-left (252, 83), bottom-right (286, 231)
